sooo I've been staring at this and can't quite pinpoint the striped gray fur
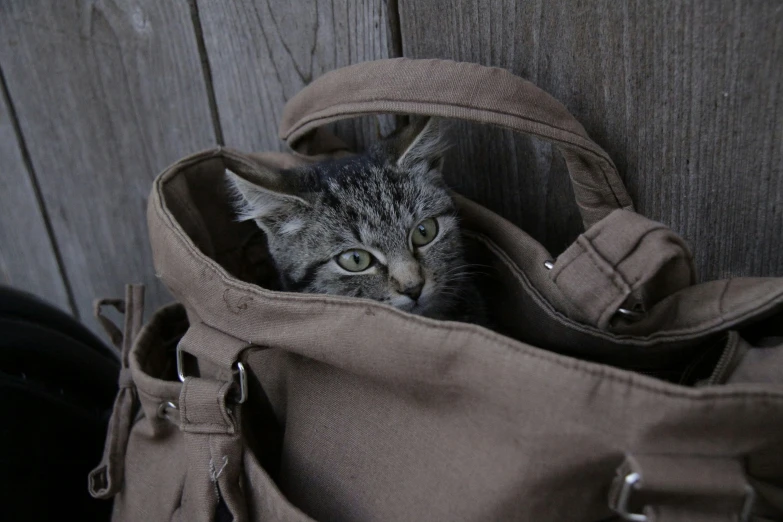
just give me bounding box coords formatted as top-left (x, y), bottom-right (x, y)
top-left (227, 118), bottom-right (485, 324)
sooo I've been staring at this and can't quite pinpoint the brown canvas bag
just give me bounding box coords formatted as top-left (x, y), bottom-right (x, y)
top-left (89, 58), bottom-right (783, 522)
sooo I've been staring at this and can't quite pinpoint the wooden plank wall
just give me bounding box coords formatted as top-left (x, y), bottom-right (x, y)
top-left (0, 72), bottom-right (72, 311)
top-left (0, 0), bottom-right (780, 335)
top-left (196, 0), bottom-right (395, 152)
top-left (0, 0), bottom-right (392, 333)
top-left (398, 0), bottom-right (783, 278)
top-left (0, 0), bottom-right (217, 331)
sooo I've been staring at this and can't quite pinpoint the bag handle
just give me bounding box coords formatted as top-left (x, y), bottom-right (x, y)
top-left (89, 284), bottom-right (145, 500)
top-left (279, 58), bottom-right (634, 229)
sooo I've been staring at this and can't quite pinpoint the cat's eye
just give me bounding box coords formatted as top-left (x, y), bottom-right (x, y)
top-left (336, 249), bottom-right (373, 272)
top-left (411, 218), bottom-right (439, 247)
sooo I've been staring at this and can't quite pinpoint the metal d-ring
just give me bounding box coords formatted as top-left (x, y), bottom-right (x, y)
top-left (614, 472), bottom-right (647, 522)
top-left (234, 361), bottom-right (248, 404)
top-left (176, 342), bottom-right (187, 382)
top-left (616, 307), bottom-right (645, 321)
top-left (176, 341), bottom-right (247, 404)
top-left (613, 471), bottom-right (756, 522)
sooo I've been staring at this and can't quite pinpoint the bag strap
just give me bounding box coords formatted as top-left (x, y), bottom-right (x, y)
top-left (89, 284), bottom-right (145, 499)
top-left (178, 377), bottom-right (247, 521)
top-left (279, 58), bottom-right (634, 230)
top-left (609, 454), bottom-right (755, 522)
top-left (549, 209), bottom-right (696, 330)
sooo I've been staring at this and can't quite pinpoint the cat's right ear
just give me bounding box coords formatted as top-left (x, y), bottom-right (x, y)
top-left (390, 117), bottom-right (449, 174)
top-left (225, 168), bottom-right (309, 235)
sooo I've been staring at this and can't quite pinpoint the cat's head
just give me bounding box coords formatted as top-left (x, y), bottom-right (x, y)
top-left (226, 118), bottom-right (467, 318)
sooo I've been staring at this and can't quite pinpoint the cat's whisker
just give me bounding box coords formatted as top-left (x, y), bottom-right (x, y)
top-left (439, 263), bottom-right (494, 277)
top-left (227, 117), bottom-right (486, 325)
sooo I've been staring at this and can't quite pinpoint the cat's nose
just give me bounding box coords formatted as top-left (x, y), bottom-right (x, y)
top-left (401, 282), bottom-right (424, 301)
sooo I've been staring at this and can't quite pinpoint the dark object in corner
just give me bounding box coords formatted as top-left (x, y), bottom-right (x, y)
top-left (0, 285), bottom-right (118, 522)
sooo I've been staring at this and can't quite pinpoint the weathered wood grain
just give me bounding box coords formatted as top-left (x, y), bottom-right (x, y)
top-left (0, 73), bottom-right (72, 312)
top-left (0, 0), bottom-right (217, 331)
top-left (196, 0), bottom-right (397, 153)
top-left (398, 0), bottom-right (783, 279)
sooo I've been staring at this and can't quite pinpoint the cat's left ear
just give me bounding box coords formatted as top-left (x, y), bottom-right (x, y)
top-left (390, 117), bottom-right (448, 174)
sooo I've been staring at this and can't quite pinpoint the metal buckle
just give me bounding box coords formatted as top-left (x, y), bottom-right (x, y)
top-left (176, 342), bottom-right (247, 404)
top-left (156, 400), bottom-right (179, 421)
top-left (544, 259), bottom-right (647, 322)
top-left (614, 472), bottom-right (647, 522)
top-left (176, 342), bottom-right (189, 382)
top-left (614, 471), bottom-right (756, 522)
top-left (233, 361), bottom-right (248, 404)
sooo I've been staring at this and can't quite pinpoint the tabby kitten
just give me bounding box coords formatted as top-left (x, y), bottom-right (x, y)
top-left (226, 118), bottom-right (484, 323)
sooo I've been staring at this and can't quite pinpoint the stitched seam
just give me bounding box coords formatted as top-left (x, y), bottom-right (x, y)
top-left (179, 381), bottom-right (234, 432)
top-left (474, 234), bottom-right (783, 379)
top-left (718, 279), bottom-right (731, 321)
top-left (550, 242), bottom-right (584, 284)
top-left (220, 272), bottom-right (783, 399)
top-left (160, 174), bottom-right (769, 344)
top-left (581, 236), bottom-right (631, 294)
top-left (480, 234), bottom-right (783, 344)
top-left (613, 228), bottom-right (684, 288)
top-left (285, 103), bottom-right (627, 210)
top-left (580, 237), bottom-right (631, 326)
top-left (557, 224), bottom-right (676, 290)
top-left (179, 322), bottom-right (249, 369)
top-left (156, 192), bottom-right (783, 399)
top-left (158, 160), bottom-right (609, 316)
top-left (181, 378), bottom-right (190, 424)
top-left (285, 103), bottom-right (608, 162)
top-left (217, 381), bottom-right (233, 429)
top-left (552, 235), bottom-right (629, 325)
top-left (151, 165), bottom-right (783, 401)
top-left (625, 251), bottom-right (677, 289)
top-left (137, 387), bottom-right (179, 404)
top-left (182, 422), bottom-right (231, 430)
top-left (606, 225), bottom-right (669, 270)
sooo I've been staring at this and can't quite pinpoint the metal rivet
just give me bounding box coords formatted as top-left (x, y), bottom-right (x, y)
top-left (157, 400), bottom-right (178, 420)
top-left (543, 260), bottom-right (555, 270)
